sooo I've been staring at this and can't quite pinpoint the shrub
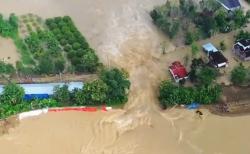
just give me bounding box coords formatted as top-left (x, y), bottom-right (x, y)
top-left (0, 61), bottom-right (15, 75)
top-left (159, 81), bottom-right (222, 108)
top-left (231, 63), bottom-right (248, 85)
top-left (53, 85), bottom-right (71, 105)
top-left (64, 45), bottom-right (72, 52)
top-left (72, 42), bottom-right (81, 50)
top-left (101, 68), bottom-right (131, 105)
top-left (220, 41), bottom-right (226, 50)
top-left (54, 58), bottom-right (65, 73)
top-left (1, 83), bottom-right (25, 105)
top-left (75, 80), bottom-right (108, 105)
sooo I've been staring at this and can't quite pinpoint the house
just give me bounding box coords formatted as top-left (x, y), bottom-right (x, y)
top-left (0, 82), bottom-right (83, 100)
top-left (208, 51), bottom-right (228, 68)
top-left (169, 61), bottom-right (188, 82)
top-left (233, 39), bottom-right (250, 61)
top-left (202, 43), bottom-right (219, 55)
top-left (217, 0), bottom-right (241, 11)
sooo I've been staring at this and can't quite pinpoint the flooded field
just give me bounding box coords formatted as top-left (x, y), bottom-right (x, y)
top-left (0, 0), bottom-right (250, 154)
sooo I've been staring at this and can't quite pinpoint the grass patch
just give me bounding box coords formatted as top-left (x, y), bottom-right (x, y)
top-left (11, 34), bottom-right (35, 65)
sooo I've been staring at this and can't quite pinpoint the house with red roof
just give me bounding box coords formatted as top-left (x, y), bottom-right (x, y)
top-left (169, 61), bottom-right (188, 82)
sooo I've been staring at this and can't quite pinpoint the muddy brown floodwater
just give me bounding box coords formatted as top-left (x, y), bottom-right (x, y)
top-left (0, 0), bottom-right (250, 154)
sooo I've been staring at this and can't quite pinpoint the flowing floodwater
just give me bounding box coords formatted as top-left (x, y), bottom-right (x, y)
top-left (0, 0), bottom-right (250, 154)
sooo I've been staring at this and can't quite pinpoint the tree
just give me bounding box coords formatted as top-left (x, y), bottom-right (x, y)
top-left (215, 9), bottom-right (228, 32)
top-left (231, 63), bottom-right (248, 85)
top-left (196, 66), bottom-right (218, 85)
top-left (54, 58), bottom-right (65, 73)
top-left (53, 85), bottom-right (70, 104)
top-left (233, 9), bottom-right (248, 28)
top-left (76, 80), bottom-right (108, 105)
top-left (101, 68), bottom-right (131, 105)
top-left (191, 42), bottom-right (199, 57)
top-left (185, 31), bottom-right (198, 45)
top-left (0, 61), bottom-right (15, 75)
top-left (235, 30), bottom-right (250, 41)
top-left (1, 83), bottom-right (25, 105)
top-left (79, 48), bottom-right (99, 72)
top-left (38, 56), bottom-right (54, 74)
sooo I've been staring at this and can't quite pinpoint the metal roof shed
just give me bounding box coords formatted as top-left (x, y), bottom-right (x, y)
top-left (217, 0), bottom-right (241, 11)
top-left (202, 43), bottom-right (218, 54)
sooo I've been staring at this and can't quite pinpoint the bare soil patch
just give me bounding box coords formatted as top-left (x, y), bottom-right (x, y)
top-left (0, 37), bottom-right (20, 65)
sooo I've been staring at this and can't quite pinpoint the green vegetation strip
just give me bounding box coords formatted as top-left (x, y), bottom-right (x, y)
top-left (0, 68), bottom-right (130, 119)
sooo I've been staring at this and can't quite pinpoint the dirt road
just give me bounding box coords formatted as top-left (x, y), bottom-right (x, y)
top-left (0, 0), bottom-right (250, 154)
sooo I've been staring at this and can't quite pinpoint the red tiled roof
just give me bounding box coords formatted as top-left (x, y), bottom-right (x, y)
top-left (169, 61), bottom-right (188, 78)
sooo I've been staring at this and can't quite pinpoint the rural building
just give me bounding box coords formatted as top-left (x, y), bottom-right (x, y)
top-left (169, 61), bottom-right (188, 82)
top-left (217, 0), bottom-right (241, 11)
top-left (202, 43), bottom-right (228, 68)
top-left (202, 43), bottom-right (219, 55)
top-left (233, 39), bottom-right (250, 61)
top-left (0, 82), bottom-right (83, 100)
top-left (208, 51), bottom-right (228, 68)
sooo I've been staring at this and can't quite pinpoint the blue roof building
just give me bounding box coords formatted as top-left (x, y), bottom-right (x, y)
top-left (217, 0), bottom-right (241, 11)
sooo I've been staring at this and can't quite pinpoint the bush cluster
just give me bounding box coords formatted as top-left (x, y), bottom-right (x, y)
top-left (45, 16), bottom-right (99, 73)
top-left (0, 83), bottom-right (60, 119)
top-left (24, 30), bottom-right (65, 75)
top-left (159, 81), bottom-right (222, 107)
top-left (53, 68), bottom-right (131, 106)
top-left (0, 61), bottom-right (15, 75)
top-left (0, 13), bottom-right (18, 37)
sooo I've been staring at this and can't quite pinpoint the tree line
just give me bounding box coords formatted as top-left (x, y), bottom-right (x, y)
top-left (0, 68), bottom-right (130, 119)
top-left (150, 0), bottom-right (250, 44)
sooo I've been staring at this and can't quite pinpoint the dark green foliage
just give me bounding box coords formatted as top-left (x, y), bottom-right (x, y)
top-left (53, 85), bottom-right (71, 105)
top-left (235, 30), bottom-right (250, 41)
top-left (54, 58), bottom-right (65, 73)
top-left (233, 9), bottom-right (249, 28)
top-left (189, 58), bottom-right (218, 85)
top-left (151, 0), bottom-right (248, 41)
top-left (159, 81), bottom-right (222, 107)
top-left (101, 68), bottom-right (131, 105)
top-left (37, 55), bottom-right (54, 74)
top-left (231, 63), bottom-right (248, 85)
top-left (195, 66), bottom-right (218, 85)
top-left (185, 31), bottom-right (198, 45)
top-left (0, 61), bottom-right (15, 75)
top-left (1, 83), bottom-right (24, 105)
top-left (150, 3), bottom-right (180, 39)
top-left (215, 9), bottom-right (231, 33)
top-left (0, 13), bottom-right (18, 37)
top-left (45, 16), bottom-right (99, 73)
top-left (75, 80), bottom-right (108, 105)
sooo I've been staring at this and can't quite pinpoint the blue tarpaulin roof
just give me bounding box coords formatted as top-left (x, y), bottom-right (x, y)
top-left (186, 102), bottom-right (200, 110)
top-left (24, 94), bottom-right (50, 101)
top-left (218, 0), bottom-right (241, 10)
top-left (202, 43), bottom-right (218, 53)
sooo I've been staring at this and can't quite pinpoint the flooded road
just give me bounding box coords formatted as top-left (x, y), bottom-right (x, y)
top-left (0, 0), bottom-right (250, 154)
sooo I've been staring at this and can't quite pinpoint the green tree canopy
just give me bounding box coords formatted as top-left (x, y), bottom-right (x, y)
top-left (101, 68), bottom-right (131, 105)
top-left (231, 63), bottom-right (248, 85)
top-left (1, 83), bottom-right (25, 105)
top-left (53, 85), bottom-right (71, 105)
top-left (76, 79), bottom-right (108, 105)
